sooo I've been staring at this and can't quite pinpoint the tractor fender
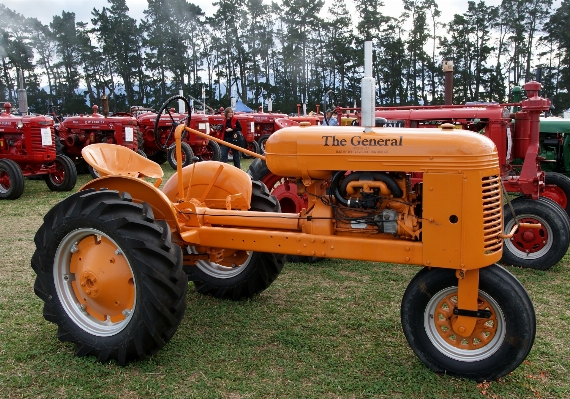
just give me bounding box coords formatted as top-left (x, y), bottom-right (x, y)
top-left (162, 161), bottom-right (253, 210)
top-left (80, 176), bottom-right (178, 229)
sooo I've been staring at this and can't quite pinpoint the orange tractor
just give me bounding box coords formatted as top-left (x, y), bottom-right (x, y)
top-left (31, 93), bottom-right (537, 382)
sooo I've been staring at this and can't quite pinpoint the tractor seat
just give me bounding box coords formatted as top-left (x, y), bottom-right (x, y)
top-left (82, 144), bottom-right (163, 184)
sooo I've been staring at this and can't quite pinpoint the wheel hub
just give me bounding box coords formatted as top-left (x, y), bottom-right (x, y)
top-left (70, 235), bottom-right (135, 322)
top-left (511, 217), bottom-right (548, 252)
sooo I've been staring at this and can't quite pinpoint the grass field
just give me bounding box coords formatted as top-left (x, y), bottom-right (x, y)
top-left (1, 163), bottom-right (569, 398)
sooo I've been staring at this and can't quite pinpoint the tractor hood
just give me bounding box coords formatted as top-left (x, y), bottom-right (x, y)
top-left (264, 125), bottom-right (498, 179)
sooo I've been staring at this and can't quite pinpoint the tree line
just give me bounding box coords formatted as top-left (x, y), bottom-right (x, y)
top-left (0, 0), bottom-right (569, 116)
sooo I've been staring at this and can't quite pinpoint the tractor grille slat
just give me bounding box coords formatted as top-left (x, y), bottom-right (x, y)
top-left (30, 128), bottom-right (54, 154)
top-left (482, 175), bottom-right (502, 254)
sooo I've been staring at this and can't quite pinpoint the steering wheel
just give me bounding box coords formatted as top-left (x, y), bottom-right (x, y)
top-left (154, 95), bottom-right (191, 151)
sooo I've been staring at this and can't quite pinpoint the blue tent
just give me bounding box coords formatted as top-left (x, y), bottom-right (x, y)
top-left (234, 100), bottom-right (253, 113)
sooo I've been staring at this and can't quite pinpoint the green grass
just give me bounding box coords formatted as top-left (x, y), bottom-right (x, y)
top-left (1, 161), bottom-right (569, 398)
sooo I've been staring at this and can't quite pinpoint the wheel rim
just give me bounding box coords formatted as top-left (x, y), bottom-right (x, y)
top-left (189, 247), bottom-right (252, 279)
top-left (48, 161), bottom-right (65, 185)
top-left (424, 286), bottom-right (505, 362)
top-left (261, 173), bottom-right (308, 213)
top-left (0, 169), bottom-right (10, 193)
top-left (504, 214), bottom-right (552, 259)
top-left (54, 228), bottom-right (136, 336)
top-left (542, 186), bottom-right (568, 209)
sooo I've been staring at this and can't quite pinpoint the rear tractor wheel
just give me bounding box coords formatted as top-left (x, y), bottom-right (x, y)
top-left (184, 180), bottom-right (286, 300)
top-left (501, 196), bottom-right (570, 270)
top-left (31, 189), bottom-right (187, 364)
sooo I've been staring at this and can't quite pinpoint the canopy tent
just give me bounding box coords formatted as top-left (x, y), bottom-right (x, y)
top-left (234, 100), bottom-right (253, 113)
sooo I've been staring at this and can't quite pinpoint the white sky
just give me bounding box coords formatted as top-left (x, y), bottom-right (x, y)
top-left (7, 0), bottom-right (561, 27)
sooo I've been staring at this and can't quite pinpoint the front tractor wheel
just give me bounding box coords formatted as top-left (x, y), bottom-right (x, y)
top-left (0, 159), bottom-right (25, 200)
top-left (501, 196), bottom-right (570, 270)
top-left (185, 180), bottom-right (286, 300)
top-left (44, 154), bottom-right (77, 192)
top-left (167, 142), bottom-right (194, 169)
top-left (31, 189), bottom-right (187, 364)
top-left (401, 264), bottom-right (535, 382)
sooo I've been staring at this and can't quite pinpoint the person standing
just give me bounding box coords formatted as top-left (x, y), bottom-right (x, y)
top-left (220, 107), bottom-right (242, 168)
top-left (326, 109), bottom-right (338, 126)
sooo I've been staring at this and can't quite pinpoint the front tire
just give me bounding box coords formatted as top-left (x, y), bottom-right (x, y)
top-left (401, 264), bottom-right (535, 382)
top-left (0, 159), bottom-right (24, 200)
top-left (501, 196), bottom-right (570, 270)
top-left (31, 189), bottom-right (187, 364)
top-left (44, 154), bottom-right (77, 192)
top-left (185, 180), bottom-right (286, 300)
top-left (167, 142), bottom-right (194, 169)
top-left (201, 140), bottom-right (221, 161)
top-left (257, 134), bottom-right (271, 154)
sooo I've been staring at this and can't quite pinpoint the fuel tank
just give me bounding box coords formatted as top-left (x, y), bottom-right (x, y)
top-left (265, 125), bottom-right (499, 179)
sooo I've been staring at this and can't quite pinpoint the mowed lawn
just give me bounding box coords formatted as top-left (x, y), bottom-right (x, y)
top-left (1, 163), bottom-right (569, 398)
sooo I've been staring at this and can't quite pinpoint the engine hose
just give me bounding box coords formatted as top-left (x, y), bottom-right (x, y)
top-left (331, 171), bottom-right (403, 207)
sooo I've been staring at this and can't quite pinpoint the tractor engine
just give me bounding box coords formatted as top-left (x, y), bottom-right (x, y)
top-left (328, 170), bottom-right (421, 240)
top-left (265, 124), bottom-right (503, 267)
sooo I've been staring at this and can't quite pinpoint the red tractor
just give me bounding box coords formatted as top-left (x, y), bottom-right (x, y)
top-left (249, 82), bottom-right (570, 270)
top-left (0, 103), bottom-right (77, 199)
top-left (56, 104), bottom-right (144, 178)
top-left (137, 97), bottom-right (221, 168)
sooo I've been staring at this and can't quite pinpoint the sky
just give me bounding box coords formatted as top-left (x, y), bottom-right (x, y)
top-left (7, 0), bottom-right (559, 28)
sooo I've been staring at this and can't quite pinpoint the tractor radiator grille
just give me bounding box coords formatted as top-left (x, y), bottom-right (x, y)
top-left (31, 128), bottom-right (54, 154)
top-left (482, 175), bottom-right (502, 254)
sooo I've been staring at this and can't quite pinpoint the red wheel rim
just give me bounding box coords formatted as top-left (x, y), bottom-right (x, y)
top-left (509, 216), bottom-right (549, 253)
top-left (542, 185), bottom-right (568, 210)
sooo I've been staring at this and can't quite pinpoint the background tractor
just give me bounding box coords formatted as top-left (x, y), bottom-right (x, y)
top-left (137, 98), bottom-right (221, 168)
top-left (0, 102), bottom-right (77, 199)
top-left (56, 102), bottom-right (144, 178)
top-left (32, 45), bottom-right (537, 382)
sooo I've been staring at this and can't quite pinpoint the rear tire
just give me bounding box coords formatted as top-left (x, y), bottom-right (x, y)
top-left (31, 189), bottom-right (186, 364)
top-left (0, 159), bottom-right (25, 200)
top-left (167, 142), bottom-right (194, 169)
top-left (185, 180), bottom-right (286, 299)
top-left (501, 196), bottom-right (570, 270)
top-left (45, 155), bottom-right (77, 192)
top-left (401, 264), bottom-right (535, 382)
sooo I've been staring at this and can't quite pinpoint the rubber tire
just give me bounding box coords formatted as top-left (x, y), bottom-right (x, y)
top-left (0, 159), bottom-right (25, 200)
top-left (185, 180), bottom-right (286, 300)
top-left (257, 134), bottom-right (271, 154)
top-left (201, 140), bottom-right (221, 161)
top-left (167, 142), bottom-right (194, 169)
top-left (88, 164), bottom-right (100, 179)
top-left (136, 149), bottom-right (147, 158)
top-left (543, 171), bottom-right (570, 216)
top-left (247, 158), bottom-right (319, 263)
top-left (44, 155), bottom-right (77, 192)
top-left (401, 264), bottom-right (535, 382)
top-left (31, 189), bottom-right (187, 364)
top-left (242, 140), bottom-right (260, 159)
top-left (501, 196), bottom-right (570, 270)
top-left (148, 150), bottom-right (167, 165)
